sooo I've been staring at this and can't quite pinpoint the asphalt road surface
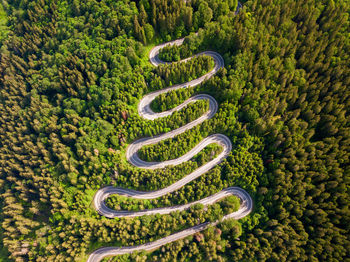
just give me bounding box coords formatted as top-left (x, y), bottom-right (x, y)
top-left (88, 32), bottom-right (252, 262)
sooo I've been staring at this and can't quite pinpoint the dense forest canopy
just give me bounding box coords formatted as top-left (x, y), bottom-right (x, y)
top-left (0, 0), bottom-right (349, 261)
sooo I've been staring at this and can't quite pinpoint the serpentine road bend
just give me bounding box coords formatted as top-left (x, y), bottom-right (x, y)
top-left (88, 36), bottom-right (253, 261)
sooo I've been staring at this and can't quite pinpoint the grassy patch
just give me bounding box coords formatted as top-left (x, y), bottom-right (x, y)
top-left (0, 3), bottom-right (9, 45)
top-left (0, 245), bottom-right (11, 262)
top-left (139, 44), bottom-right (155, 68)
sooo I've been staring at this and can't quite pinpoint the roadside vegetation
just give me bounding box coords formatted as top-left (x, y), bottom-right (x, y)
top-left (105, 193), bottom-right (239, 214)
top-left (0, 2), bottom-right (9, 46)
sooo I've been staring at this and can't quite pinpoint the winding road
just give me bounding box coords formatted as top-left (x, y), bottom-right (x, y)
top-left (89, 27), bottom-right (252, 262)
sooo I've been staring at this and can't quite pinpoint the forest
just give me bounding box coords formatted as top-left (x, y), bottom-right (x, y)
top-left (0, 0), bottom-right (349, 261)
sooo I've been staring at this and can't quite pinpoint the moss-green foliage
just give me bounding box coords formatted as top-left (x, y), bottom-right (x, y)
top-left (0, 0), bottom-right (349, 261)
top-left (150, 87), bottom-right (195, 113)
top-left (0, 2), bottom-right (9, 46)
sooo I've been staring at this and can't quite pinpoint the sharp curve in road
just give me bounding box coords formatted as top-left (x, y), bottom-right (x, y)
top-left (89, 26), bottom-right (251, 262)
